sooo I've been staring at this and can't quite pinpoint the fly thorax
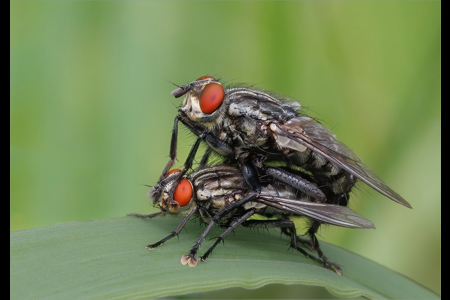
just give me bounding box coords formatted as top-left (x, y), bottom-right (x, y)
top-left (239, 118), bottom-right (258, 137)
top-left (218, 118), bottom-right (233, 141)
top-left (211, 199), bottom-right (226, 210)
top-left (218, 131), bottom-right (228, 141)
top-left (269, 123), bottom-right (308, 152)
top-left (196, 188), bottom-right (213, 201)
top-left (196, 186), bottom-right (232, 202)
top-left (228, 99), bottom-right (268, 120)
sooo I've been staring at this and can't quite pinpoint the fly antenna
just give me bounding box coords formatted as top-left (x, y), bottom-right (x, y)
top-left (139, 184), bottom-right (153, 188)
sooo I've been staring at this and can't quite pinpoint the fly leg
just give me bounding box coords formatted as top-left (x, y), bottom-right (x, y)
top-left (148, 116), bottom-right (187, 200)
top-left (180, 192), bottom-right (258, 267)
top-left (178, 115), bottom-right (234, 158)
top-left (156, 116), bottom-right (234, 203)
top-left (199, 147), bottom-right (213, 167)
top-left (197, 209), bottom-right (256, 263)
top-left (151, 124), bottom-right (204, 203)
top-left (168, 114), bottom-right (224, 176)
top-left (127, 212), bottom-right (164, 219)
top-left (131, 205), bottom-right (198, 250)
top-left (306, 221), bottom-right (342, 275)
top-left (153, 116), bottom-right (204, 192)
top-left (241, 219), bottom-right (342, 274)
top-left (164, 132), bottom-right (223, 200)
top-left (159, 116), bottom-right (181, 180)
top-left (241, 162), bottom-right (262, 193)
top-left (265, 167), bottom-right (326, 202)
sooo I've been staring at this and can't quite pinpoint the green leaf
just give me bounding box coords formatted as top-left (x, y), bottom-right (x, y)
top-left (10, 217), bottom-right (438, 299)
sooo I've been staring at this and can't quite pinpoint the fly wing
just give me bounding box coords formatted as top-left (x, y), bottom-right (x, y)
top-left (271, 118), bottom-right (412, 208)
top-left (258, 195), bottom-right (375, 229)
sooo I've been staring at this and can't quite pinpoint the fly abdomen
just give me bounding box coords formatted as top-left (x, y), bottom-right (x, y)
top-left (288, 150), bottom-right (357, 203)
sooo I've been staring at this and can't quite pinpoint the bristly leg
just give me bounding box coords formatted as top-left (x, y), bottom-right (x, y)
top-left (265, 167), bottom-right (326, 202)
top-left (159, 115), bottom-right (233, 202)
top-left (199, 209), bottom-right (256, 262)
top-left (242, 219), bottom-right (342, 275)
top-left (303, 220), bottom-right (342, 275)
top-left (130, 206), bottom-right (198, 250)
top-left (180, 193), bottom-right (258, 267)
top-left (243, 220), bottom-right (330, 267)
top-left (127, 212), bottom-right (164, 219)
top-left (158, 116), bottom-right (180, 181)
top-left (199, 147), bottom-right (213, 167)
top-left (157, 117), bottom-right (203, 197)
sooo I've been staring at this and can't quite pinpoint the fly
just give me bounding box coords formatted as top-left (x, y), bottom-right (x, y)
top-left (152, 75), bottom-right (411, 269)
top-left (130, 164), bottom-right (374, 275)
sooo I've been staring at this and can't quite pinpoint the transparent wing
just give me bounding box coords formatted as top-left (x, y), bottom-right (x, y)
top-left (272, 118), bottom-right (412, 208)
top-left (258, 195), bottom-right (375, 229)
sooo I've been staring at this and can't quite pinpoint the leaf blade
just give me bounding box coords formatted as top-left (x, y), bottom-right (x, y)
top-left (10, 217), bottom-right (438, 299)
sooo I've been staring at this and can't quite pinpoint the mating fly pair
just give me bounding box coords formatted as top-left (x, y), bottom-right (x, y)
top-left (131, 75), bottom-right (411, 274)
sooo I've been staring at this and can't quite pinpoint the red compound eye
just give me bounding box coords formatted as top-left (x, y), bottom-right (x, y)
top-left (196, 75), bottom-right (216, 81)
top-left (173, 179), bottom-right (193, 207)
top-left (199, 83), bottom-right (224, 114)
top-left (167, 169), bottom-right (181, 176)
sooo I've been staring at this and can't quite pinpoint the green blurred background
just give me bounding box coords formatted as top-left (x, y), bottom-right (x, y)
top-left (11, 1), bottom-right (440, 297)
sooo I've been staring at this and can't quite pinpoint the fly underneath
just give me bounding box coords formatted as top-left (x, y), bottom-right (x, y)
top-left (130, 164), bottom-right (375, 275)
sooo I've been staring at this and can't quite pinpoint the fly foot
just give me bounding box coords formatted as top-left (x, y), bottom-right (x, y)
top-left (181, 254), bottom-right (198, 267)
top-left (145, 243), bottom-right (161, 250)
top-left (323, 260), bottom-right (342, 276)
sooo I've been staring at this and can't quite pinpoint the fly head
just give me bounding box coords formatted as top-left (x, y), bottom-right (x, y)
top-left (176, 76), bottom-right (227, 125)
top-left (149, 169), bottom-right (194, 213)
